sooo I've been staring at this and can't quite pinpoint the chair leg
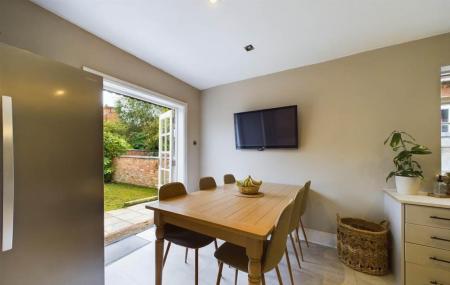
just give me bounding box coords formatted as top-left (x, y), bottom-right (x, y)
top-left (214, 240), bottom-right (220, 266)
top-left (234, 268), bottom-right (238, 285)
top-left (262, 273), bottom-right (266, 285)
top-left (275, 266), bottom-right (283, 285)
top-left (216, 262), bottom-right (223, 285)
top-left (195, 249), bottom-right (199, 285)
top-left (185, 247), bottom-right (189, 263)
top-left (163, 241), bottom-right (171, 267)
top-left (295, 229), bottom-right (304, 262)
top-left (289, 233), bottom-right (301, 269)
top-left (300, 218), bottom-right (309, 247)
top-left (285, 249), bottom-right (294, 285)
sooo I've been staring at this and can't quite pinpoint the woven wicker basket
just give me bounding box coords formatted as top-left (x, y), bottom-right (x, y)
top-left (336, 214), bottom-right (389, 275)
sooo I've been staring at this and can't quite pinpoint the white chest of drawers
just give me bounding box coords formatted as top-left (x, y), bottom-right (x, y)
top-left (384, 190), bottom-right (450, 285)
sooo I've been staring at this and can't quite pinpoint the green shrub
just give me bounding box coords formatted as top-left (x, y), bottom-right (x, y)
top-left (103, 130), bottom-right (130, 182)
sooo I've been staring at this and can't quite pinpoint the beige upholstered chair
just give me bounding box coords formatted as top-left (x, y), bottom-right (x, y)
top-left (199, 176), bottom-right (217, 190)
top-left (223, 174), bottom-right (236, 184)
top-left (214, 201), bottom-right (295, 285)
top-left (297, 181), bottom-right (311, 251)
top-left (159, 182), bottom-right (217, 285)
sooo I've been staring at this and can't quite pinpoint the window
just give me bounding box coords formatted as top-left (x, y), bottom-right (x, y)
top-left (441, 106), bottom-right (449, 136)
top-left (441, 65), bottom-right (450, 171)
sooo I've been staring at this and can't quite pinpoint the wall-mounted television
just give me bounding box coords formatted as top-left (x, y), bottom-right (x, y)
top-left (234, 105), bottom-right (298, 150)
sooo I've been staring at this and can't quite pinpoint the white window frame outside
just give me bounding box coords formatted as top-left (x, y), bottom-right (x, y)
top-left (82, 67), bottom-right (188, 187)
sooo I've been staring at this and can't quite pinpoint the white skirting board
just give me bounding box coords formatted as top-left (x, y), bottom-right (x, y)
top-left (300, 227), bottom-right (337, 248)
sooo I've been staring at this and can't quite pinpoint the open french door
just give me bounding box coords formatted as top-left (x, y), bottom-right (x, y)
top-left (158, 110), bottom-right (174, 187)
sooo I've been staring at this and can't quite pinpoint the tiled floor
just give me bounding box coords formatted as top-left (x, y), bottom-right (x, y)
top-left (105, 227), bottom-right (395, 285)
top-left (105, 204), bottom-right (154, 244)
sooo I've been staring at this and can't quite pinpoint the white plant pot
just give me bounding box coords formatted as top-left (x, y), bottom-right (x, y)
top-left (395, 176), bottom-right (421, 195)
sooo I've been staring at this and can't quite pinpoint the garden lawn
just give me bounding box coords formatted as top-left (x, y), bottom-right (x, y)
top-left (104, 182), bottom-right (158, 211)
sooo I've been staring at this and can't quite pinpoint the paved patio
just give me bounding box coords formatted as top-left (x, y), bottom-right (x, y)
top-left (105, 203), bottom-right (154, 245)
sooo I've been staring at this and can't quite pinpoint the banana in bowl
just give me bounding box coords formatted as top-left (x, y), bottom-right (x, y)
top-left (236, 176), bottom-right (262, 195)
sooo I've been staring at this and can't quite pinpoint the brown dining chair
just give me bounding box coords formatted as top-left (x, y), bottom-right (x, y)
top-left (199, 176), bottom-right (217, 190)
top-left (297, 181), bottom-right (311, 251)
top-left (159, 182), bottom-right (217, 285)
top-left (223, 174), bottom-right (236, 184)
top-left (282, 184), bottom-right (306, 283)
top-left (214, 201), bottom-right (295, 285)
top-left (197, 177), bottom-right (219, 254)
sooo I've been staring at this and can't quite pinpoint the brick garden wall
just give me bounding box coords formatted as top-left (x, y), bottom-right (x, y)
top-left (113, 152), bottom-right (159, 187)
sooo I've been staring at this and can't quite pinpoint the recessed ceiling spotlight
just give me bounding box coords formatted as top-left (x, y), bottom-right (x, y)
top-left (209, 0), bottom-right (218, 4)
top-left (244, 44), bottom-right (255, 52)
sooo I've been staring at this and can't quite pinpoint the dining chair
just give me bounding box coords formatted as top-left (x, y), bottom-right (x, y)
top-left (223, 174), bottom-right (236, 184)
top-left (214, 201), bottom-right (295, 285)
top-left (158, 182), bottom-right (217, 285)
top-left (198, 177), bottom-right (219, 251)
top-left (199, 176), bottom-right (217, 190)
top-left (296, 181), bottom-right (311, 251)
top-left (282, 184), bottom-right (306, 281)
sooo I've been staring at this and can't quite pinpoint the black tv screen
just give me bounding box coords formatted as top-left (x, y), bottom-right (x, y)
top-left (234, 105), bottom-right (298, 150)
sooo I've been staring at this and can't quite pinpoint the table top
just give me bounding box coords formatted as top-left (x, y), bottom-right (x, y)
top-left (147, 183), bottom-right (301, 239)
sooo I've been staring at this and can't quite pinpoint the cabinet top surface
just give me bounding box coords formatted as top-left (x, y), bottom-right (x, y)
top-left (384, 189), bottom-right (450, 209)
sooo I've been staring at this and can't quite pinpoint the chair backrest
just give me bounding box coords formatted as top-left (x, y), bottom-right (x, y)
top-left (299, 181), bottom-right (311, 216)
top-left (289, 186), bottom-right (306, 232)
top-left (159, 182), bottom-right (187, 201)
top-left (223, 174), bottom-right (236, 184)
top-left (262, 201), bottom-right (295, 272)
top-left (199, 176), bottom-right (217, 190)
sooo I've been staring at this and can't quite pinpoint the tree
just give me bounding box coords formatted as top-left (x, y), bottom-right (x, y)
top-left (116, 97), bottom-right (168, 153)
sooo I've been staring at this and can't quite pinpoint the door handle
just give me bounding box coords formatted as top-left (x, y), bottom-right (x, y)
top-left (430, 215), bottom-right (450, 221)
top-left (1, 96), bottom-right (14, 252)
top-left (429, 256), bottom-right (450, 264)
top-left (430, 236), bottom-right (450, 243)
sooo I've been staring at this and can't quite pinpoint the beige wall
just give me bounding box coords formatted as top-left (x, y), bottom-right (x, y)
top-left (0, 0), bottom-right (201, 190)
top-left (201, 33), bottom-right (450, 234)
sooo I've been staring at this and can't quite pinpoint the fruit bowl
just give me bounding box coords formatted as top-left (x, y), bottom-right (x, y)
top-left (238, 186), bottom-right (261, 195)
top-left (236, 176), bottom-right (262, 195)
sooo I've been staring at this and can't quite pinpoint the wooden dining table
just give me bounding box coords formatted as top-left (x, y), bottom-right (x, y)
top-left (146, 182), bottom-right (301, 285)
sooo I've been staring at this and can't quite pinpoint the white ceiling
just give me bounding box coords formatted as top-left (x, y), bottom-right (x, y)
top-left (32, 0), bottom-right (450, 90)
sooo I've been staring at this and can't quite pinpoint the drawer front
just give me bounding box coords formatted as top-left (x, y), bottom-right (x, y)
top-left (405, 262), bottom-right (450, 285)
top-left (405, 243), bottom-right (450, 270)
top-left (406, 205), bottom-right (450, 229)
top-left (405, 223), bottom-right (450, 250)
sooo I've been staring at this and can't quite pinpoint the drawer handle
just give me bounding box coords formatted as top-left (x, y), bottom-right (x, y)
top-left (430, 256), bottom-right (450, 264)
top-left (430, 236), bottom-right (450, 242)
top-left (430, 281), bottom-right (445, 285)
top-left (430, 215), bottom-right (450, 221)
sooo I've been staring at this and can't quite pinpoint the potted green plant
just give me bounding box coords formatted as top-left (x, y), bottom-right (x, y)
top-left (384, 130), bottom-right (431, 195)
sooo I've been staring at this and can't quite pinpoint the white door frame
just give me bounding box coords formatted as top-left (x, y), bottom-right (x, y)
top-left (82, 67), bottom-right (188, 187)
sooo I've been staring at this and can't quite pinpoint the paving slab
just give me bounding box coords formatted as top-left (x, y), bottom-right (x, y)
top-left (104, 203), bottom-right (154, 245)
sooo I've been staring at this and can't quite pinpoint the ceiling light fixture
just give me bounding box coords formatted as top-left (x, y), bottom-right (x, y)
top-left (54, 90), bottom-right (66, 96)
top-left (209, 0), bottom-right (218, 4)
top-left (244, 44), bottom-right (255, 52)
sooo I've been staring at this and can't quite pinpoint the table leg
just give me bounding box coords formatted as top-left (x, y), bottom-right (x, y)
top-left (246, 239), bottom-right (263, 285)
top-left (155, 212), bottom-right (165, 285)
